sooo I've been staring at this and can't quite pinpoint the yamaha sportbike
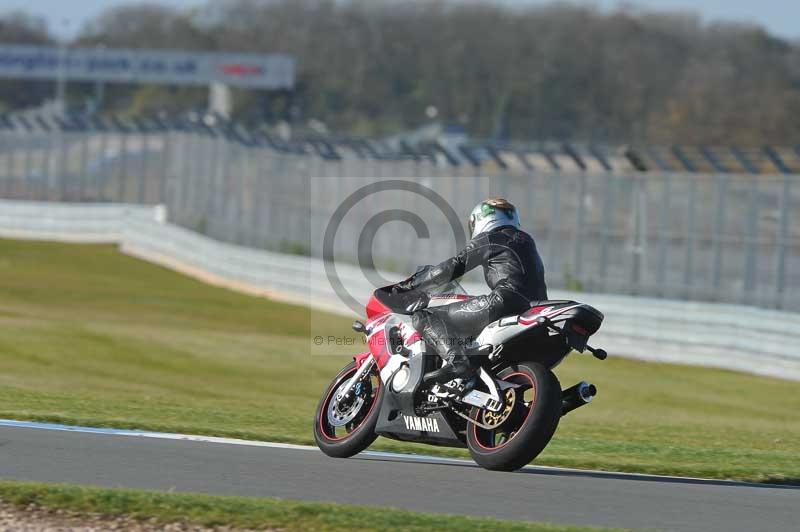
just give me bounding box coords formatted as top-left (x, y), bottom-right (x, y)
top-left (313, 278), bottom-right (607, 471)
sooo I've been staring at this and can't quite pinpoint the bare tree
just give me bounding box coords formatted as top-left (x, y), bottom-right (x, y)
top-left (5, 0), bottom-right (797, 144)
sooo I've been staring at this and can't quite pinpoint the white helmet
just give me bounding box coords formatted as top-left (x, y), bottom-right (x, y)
top-left (468, 198), bottom-right (520, 238)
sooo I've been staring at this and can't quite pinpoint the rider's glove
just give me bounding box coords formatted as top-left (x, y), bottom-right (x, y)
top-left (392, 278), bottom-right (415, 294)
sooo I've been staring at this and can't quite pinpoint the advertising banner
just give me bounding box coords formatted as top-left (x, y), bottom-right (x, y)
top-left (0, 44), bottom-right (295, 89)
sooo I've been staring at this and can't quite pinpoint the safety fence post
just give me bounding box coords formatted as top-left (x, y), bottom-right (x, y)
top-left (775, 174), bottom-right (792, 309)
top-left (742, 176), bottom-right (760, 303)
top-left (159, 130), bottom-right (170, 207)
top-left (630, 173), bottom-right (648, 294)
top-left (547, 173), bottom-right (562, 283)
top-left (711, 173), bottom-right (728, 300)
top-left (656, 172), bottom-right (672, 297)
top-left (78, 131), bottom-right (89, 201)
top-left (598, 171), bottom-right (614, 292)
top-left (22, 132), bottom-right (33, 200)
top-left (573, 171), bottom-right (587, 281)
top-left (118, 131), bottom-right (129, 202)
top-left (4, 131), bottom-right (14, 198)
top-left (683, 173), bottom-right (697, 299)
top-left (138, 130), bottom-right (148, 203)
top-left (96, 130), bottom-right (108, 201)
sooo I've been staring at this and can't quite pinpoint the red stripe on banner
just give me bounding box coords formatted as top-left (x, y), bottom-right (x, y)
top-left (220, 64), bottom-right (263, 76)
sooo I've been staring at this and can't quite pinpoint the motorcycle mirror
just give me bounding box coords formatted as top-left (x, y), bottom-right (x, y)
top-left (352, 320), bottom-right (366, 334)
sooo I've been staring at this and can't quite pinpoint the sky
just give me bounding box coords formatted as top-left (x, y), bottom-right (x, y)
top-left (2, 0), bottom-right (798, 41)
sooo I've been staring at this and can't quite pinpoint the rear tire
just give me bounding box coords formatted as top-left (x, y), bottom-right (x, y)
top-left (314, 361), bottom-right (383, 458)
top-left (466, 362), bottom-right (561, 471)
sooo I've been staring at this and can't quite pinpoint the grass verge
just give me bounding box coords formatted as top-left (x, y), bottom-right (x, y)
top-left (0, 480), bottom-right (625, 531)
top-left (0, 239), bottom-right (798, 483)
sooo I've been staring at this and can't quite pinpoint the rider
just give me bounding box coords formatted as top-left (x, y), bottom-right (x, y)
top-left (394, 198), bottom-right (548, 384)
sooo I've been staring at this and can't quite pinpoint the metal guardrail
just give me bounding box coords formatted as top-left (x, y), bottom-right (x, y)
top-left (0, 199), bottom-right (164, 242)
top-left (1, 199), bottom-right (798, 382)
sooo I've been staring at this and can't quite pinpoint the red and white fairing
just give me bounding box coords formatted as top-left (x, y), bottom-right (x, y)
top-left (362, 314), bottom-right (418, 381)
top-left (360, 294), bottom-right (471, 382)
top-left (359, 293), bottom-right (587, 384)
top-left (476, 302), bottom-right (583, 347)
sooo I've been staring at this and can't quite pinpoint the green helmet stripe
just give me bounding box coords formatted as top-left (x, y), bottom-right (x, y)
top-left (479, 203), bottom-right (495, 218)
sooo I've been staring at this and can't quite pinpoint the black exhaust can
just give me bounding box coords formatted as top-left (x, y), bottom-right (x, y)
top-left (561, 381), bottom-right (597, 416)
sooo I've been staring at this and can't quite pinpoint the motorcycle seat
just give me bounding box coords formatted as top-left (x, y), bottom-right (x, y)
top-left (526, 299), bottom-right (574, 308)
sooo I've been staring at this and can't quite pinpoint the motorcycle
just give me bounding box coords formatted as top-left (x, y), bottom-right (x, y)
top-left (313, 277), bottom-right (607, 471)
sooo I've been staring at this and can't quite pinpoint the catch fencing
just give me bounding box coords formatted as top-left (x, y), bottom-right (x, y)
top-left (0, 125), bottom-right (798, 311)
top-left (1, 198), bottom-right (799, 382)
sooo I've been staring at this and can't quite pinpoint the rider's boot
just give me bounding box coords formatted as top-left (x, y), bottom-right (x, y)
top-left (423, 352), bottom-right (473, 384)
top-left (413, 310), bottom-right (476, 384)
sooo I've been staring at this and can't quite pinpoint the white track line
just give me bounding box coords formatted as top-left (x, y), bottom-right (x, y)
top-left (0, 419), bottom-right (780, 487)
top-left (0, 419), bottom-right (317, 451)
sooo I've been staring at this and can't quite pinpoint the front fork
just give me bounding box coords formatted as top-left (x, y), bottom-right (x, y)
top-left (335, 356), bottom-right (376, 402)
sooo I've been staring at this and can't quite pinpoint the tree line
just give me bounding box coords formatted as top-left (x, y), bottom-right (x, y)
top-left (2, 0), bottom-right (800, 145)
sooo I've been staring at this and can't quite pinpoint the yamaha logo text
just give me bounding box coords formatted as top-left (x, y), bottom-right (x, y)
top-left (403, 415), bottom-right (440, 433)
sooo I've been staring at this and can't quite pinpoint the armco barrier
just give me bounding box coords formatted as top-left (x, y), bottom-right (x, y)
top-left (1, 199), bottom-right (798, 381)
top-left (0, 199), bottom-right (166, 243)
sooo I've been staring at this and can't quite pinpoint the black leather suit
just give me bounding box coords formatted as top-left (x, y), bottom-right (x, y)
top-left (400, 225), bottom-right (548, 364)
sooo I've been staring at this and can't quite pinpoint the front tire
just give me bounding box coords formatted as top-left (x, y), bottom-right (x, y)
top-left (466, 362), bottom-right (561, 471)
top-left (314, 360), bottom-right (383, 458)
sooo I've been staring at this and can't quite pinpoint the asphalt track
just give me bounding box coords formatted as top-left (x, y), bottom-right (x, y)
top-left (0, 421), bottom-right (796, 532)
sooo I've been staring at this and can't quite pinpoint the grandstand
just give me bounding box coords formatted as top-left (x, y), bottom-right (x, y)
top-left (2, 111), bottom-right (800, 175)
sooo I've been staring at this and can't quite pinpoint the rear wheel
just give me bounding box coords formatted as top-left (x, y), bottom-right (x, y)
top-left (314, 360), bottom-right (383, 458)
top-left (466, 362), bottom-right (561, 471)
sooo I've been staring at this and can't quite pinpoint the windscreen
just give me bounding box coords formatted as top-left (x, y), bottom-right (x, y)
top-left (430, 279), bottom-right (469, 296)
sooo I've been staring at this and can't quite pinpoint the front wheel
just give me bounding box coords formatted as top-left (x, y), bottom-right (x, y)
top-left (314, 360), bottom-right (383, 458)
top-left (467, 362), bottom-right (561, 471)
